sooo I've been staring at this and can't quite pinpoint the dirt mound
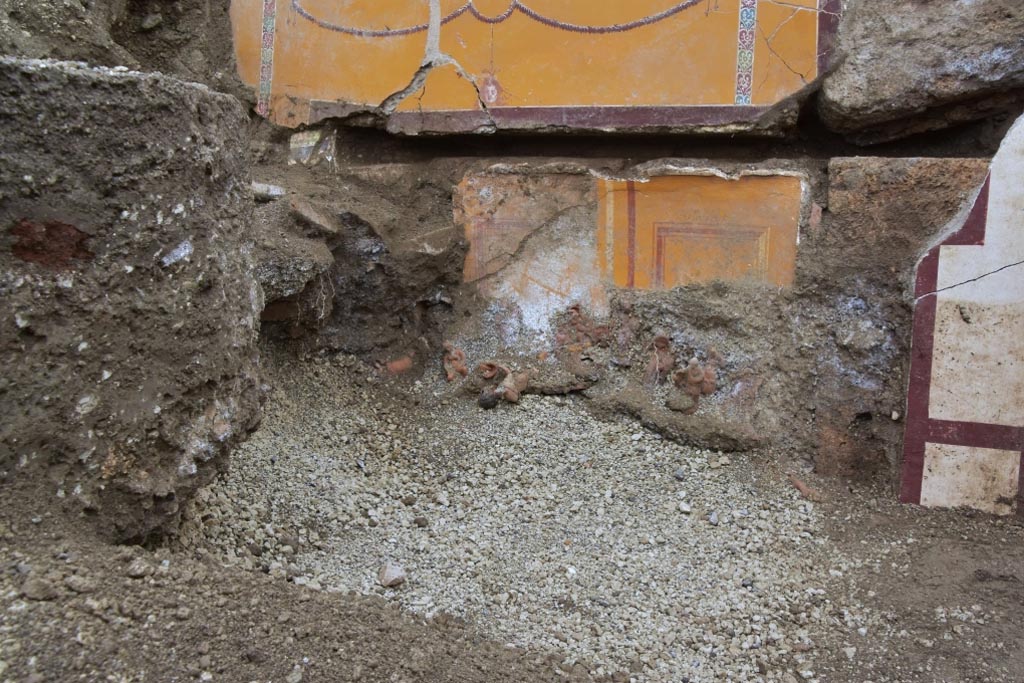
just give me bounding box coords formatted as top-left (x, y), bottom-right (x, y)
top-left (0, 57), bottom-right (263, 541)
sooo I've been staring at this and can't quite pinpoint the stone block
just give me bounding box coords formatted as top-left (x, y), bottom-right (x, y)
top-left (821, 0), bottom-right (1024, 143)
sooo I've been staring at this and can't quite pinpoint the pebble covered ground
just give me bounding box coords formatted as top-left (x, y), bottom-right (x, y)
top-left (2, 342), bottom-right (1020, 683)
top-left (188, 351), bottom-right (875, 683)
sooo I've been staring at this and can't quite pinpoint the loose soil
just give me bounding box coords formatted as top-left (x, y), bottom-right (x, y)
top-left (5, 347), bottom-right (1016, 682)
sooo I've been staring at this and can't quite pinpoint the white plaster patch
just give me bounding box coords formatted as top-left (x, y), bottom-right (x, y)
top-left (483, 214), bottom-right (607, 345)
top-left (929, 297), bottom-right (1024, 426)
top-left (928, 116), bottom-right (1024, 426)
top-left (920, 442), bottom-right (1020, 515)
top-left (75, 395), bottom-right (99, 418)
top-left (161, 240), bottom-right (194, 267)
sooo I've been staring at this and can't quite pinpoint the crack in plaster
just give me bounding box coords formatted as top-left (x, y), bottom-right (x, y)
top-left (470, 200), bottom-right (595, 286)
top-left (760, 0), bottom-right (839, 16)
top-left (377, 0), bottom-right (826, 133)
top-left (915, 259), bottom-right (1024, 302)
top-left (379, 0), bottom-right (496, 129)
top-left (756, 20), bottom-right (809, 88)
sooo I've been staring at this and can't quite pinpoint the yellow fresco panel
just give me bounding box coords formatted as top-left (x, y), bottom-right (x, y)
top-left (233, 0), bottom-right (840, 130)
top-left (599, 175), bottom-right (803, 290)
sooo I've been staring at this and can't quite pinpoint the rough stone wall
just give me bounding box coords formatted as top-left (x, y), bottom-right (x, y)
top-left (0, 58), bottom-right (263, 541)
top-left (820, 0), bottom-right (1024, 143)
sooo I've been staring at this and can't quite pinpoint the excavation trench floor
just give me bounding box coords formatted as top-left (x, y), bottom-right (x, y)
top-left (184, 350), bottom-right (1024, 683)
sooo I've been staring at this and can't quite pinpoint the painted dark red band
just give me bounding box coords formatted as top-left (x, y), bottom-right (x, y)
top-left (371, 105), bottom-right (775, 134)
top-left (626, 181), bottom-right (637, 289)
top-left (1018, 454), bottom-right (1024, 516)
top-left (900, 251), bottom-right (939, 504)
top-left (942, 179), bottom-right (990, 247)
top-left (816, 0), bottom-right (842, 75)
top-left (927, 420), bottom-right (1024, 452)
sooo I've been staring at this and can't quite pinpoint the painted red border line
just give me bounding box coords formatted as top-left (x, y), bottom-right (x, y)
top-left (1018, 453), bottom-right (1024, 514)
top-left (626, 181), bottom-right (637, 289)
top-left (899, 251), bottom-right (939, 504)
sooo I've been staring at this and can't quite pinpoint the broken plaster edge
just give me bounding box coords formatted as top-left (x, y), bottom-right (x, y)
top-left (909, 171), bottom-right (992, 304)
top-left (465, 162), bottom-right (814, 247)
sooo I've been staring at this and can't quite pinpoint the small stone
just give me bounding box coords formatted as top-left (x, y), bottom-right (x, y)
top-left (378, 562), bottom-right (407, 588)
top-left (477, 389), bottom-right (500, 410)
top-left (414, 516), bottom-right (429, 528)
top-left (21, 577), bottom-right (58, 601)
top-left (678, 502), bottom-right (692, 514)
top-left (843, 646), bottom-right (857, 660)
top-left (286, 668), bottom-right (303, 683)
top-left (126, 558), bottom-right (153, 579)
top-left (891, 411), bottom-right (901, 421)
top-left (401, 494), bottom-right (417, 506)
top-left (64, 574), bottom-right (97, 594)
top-left (673, 467), bottom-right (686, 481)
top-left (708, 511), bottom-right (719, 526)
top-left (252, 182), bottom-right (286, 202)
top-left (140, 13), bottom-right (163, 31)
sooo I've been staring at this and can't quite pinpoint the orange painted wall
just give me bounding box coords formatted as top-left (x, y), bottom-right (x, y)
top-left (598, 175), bottom-right (802, 289)
top-left (233, 0), bottom-right (825, 126)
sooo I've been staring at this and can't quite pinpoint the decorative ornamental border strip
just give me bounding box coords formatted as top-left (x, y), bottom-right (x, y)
top-left (257, 0), bottom-right (277, 116)
top-left (734, 0), bottom-right (757, 105)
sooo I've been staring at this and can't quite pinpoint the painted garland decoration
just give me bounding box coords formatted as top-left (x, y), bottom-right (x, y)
top-left (290, 0), bottom-right (707, 37)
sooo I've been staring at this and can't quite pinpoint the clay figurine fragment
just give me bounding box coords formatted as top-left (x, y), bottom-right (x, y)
top-left (702, 347), bottom-right (723, 395)
top-left (644, 336), bottom-right (676, 386)
top-left (787, 473), bottom-right (824, 502)
top-left (442, 342), bottom-right (469, 382)
top-left (475, 361), bottom-right (533, 407)
top-left (556, 303), bottom-right (610, 350)
top-left (670, 350), bottom-right (724, 415)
